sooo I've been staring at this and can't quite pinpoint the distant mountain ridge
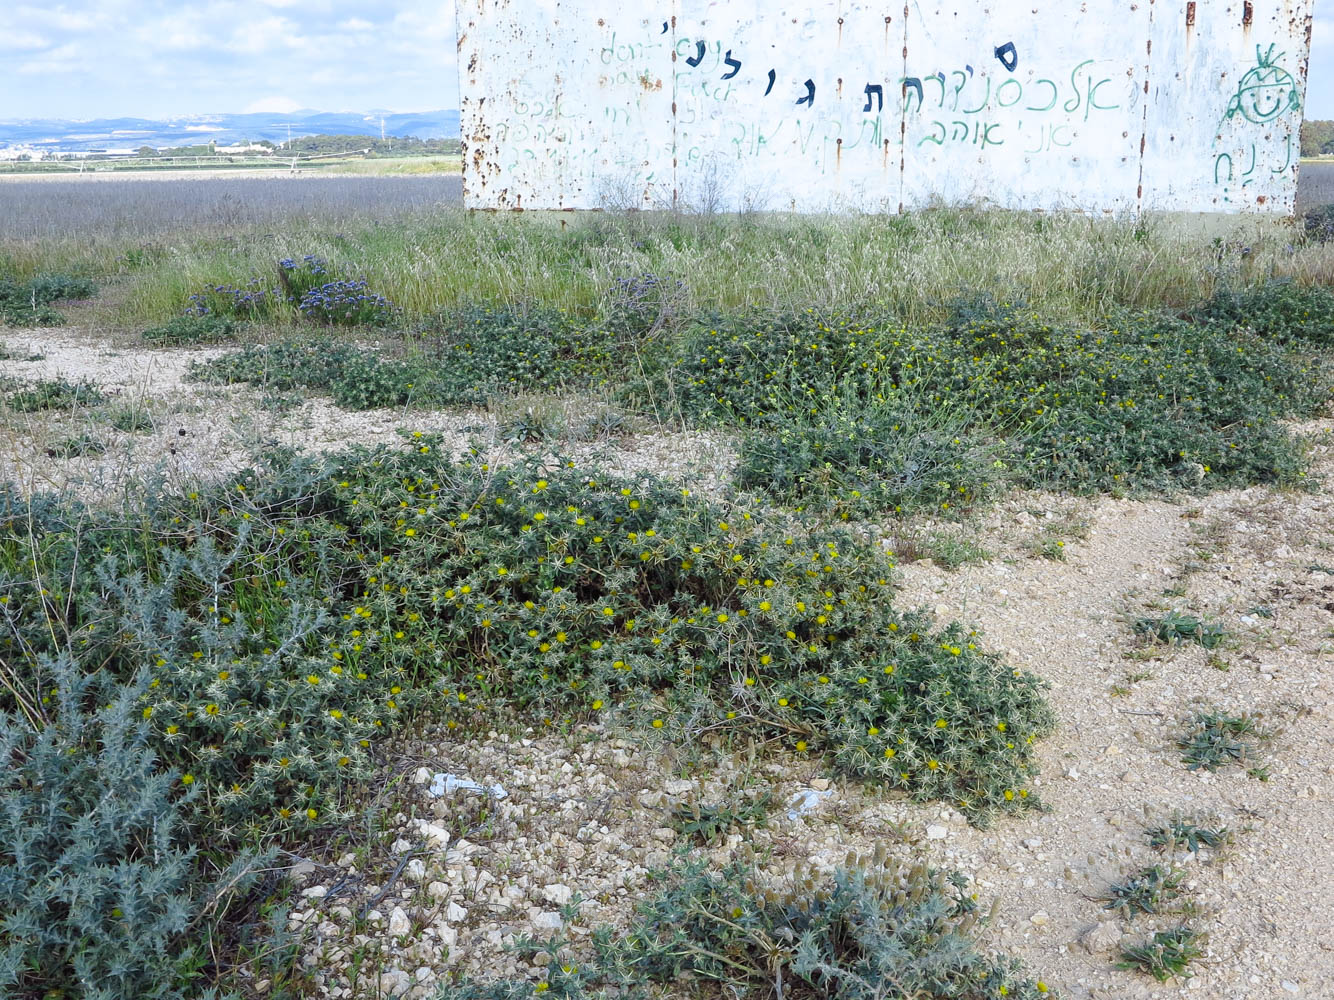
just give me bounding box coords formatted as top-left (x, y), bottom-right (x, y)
top-left (0, 110), bottom-right (461, 152)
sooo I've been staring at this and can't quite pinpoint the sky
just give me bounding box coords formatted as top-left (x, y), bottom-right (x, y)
top-left (0, 2), bottom-right (1330, 121)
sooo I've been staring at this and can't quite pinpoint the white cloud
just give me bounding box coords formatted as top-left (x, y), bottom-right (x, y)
top-left (0, 29), bottom-right (49, 52)
top-left (1, 0), bottom-right (458, 117)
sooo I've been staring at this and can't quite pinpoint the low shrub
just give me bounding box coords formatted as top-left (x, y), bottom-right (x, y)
top-left (437, 853), bottom-right (1053, 999)
top-left (0, 657), bottom-right (266, 1000)
top-left (6, 377), bottom-right (105, 412)
top-left (183, 255), bottom-right (396, 327)
top-left (191, 337), bottom-right (366, 392)
top-left (734, 398), bottom-right (996, 517)
top-left (662, 302), bottom-right (1327, 507)
top-left (25, 273), bottom-right (98, 303)
top-left (185, 279), bottom-right (285, 321)
top-left (602, 854), bottom-right (1052, 999)
top-left (143, 313), bottom-right (237, 345)
top-left (1302, 203), bottom-right (1334, 244)
top-left (296, 278), bottom-right (395, 327)
top-left (1191, 280), bottom-right (1334, 347)
top-left (0, 272), bottom-right (92, 327)
top-left (413, 305), bottom-right (618, 402)
top-left (0, 442), bottom-right (1055, 830)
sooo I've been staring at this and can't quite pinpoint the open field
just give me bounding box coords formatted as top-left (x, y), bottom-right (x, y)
top-left (1298, 161), bottom-right (1334, 211)
top-left (1, 187), bottom-right (1333, 1000)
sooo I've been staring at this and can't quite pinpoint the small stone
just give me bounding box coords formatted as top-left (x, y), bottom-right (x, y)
top-left (391, 838), bottom-right (414, 854)
top-left (1029, 910), bottom-right (1050, 927)
top-left (427, 881), bottom-right (450, 900)
top-left (417, 821), bottom-right (451, 847)
top-left (532, 911), bottom-right (563, 931)
top-left (638, 790), bottom-right (664, 808)
top-left (810, 778), bottom-right (831, 791)
top-left (1023, 838), bottom-right (1043, 850)
top-left (301, 885), bottom-right (327, 899)
top-left (405, 859), bottom-right (427, 883)
top-left (413, 767), bottom-right (433, 785)
top-left (652, 827), bottom-right (676, 844)
top-left (1077, 920), bottom-right (1122, 954)
top-left (290, 861), bottom-right (317, 879)
top-left (1281, 982), bottom-right (1301, 995)
top-left (377, 970), bottom-right (412, 997)
top-left (542, 883), bottom-right (573, 905)
top-left (388, 906), bottom-right (412, 937)
top-left (664, 779), bottom-right (694, 795)
top-left (337, 853), bottom-right (357, 868)
top-left (926, 824), bottom-right (949, 841)
top-left (447, 901), bottom-right (468, 922)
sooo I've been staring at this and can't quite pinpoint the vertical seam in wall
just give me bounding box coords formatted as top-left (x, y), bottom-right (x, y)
top-left (1292, 2), bottom-right (1314, 215)
top-left (1136, 0), bottom-right (1156, 216)
top-left (670, 2), bottom-right (679, 211)
top-left (898, 3), bottom-right (909, 213)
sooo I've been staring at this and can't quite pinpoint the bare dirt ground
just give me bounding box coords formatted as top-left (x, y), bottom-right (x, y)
top-left (3, 325), bottom-right (1331, 999)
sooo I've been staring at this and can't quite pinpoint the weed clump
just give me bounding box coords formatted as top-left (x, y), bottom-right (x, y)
top-left (0, 272), bottom-right (96, 327)
top-left (1146, 816), bottom-right (1231, 854)
top-left (1099, 865), bottom-right (1186, 919)
top-left (1118, 926), bottom-right (1206, 982)
top-left (184, 255), bottom-right (395, 327)
top-left (6, 377), bottom-right (105, 412)
top-left (1133, 610), bottom-right (1228, 649)
top-left (602, 855), bottom-right (1052, 999)
top-left (142, 313), bottom-right (236, 345)
top-left (1177, 711), bottom-right (1271, 777)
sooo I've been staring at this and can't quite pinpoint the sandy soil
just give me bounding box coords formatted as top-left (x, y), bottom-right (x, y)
top-left (3, 325), bottom-right (1331, 999)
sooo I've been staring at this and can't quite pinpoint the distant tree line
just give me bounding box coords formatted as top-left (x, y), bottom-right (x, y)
top-left (1301, 120), bottom-right (1334, 157)
top-left (280, 134), bottom-right (460, 156)
top-left (133, 135), bottom-right (460, 158)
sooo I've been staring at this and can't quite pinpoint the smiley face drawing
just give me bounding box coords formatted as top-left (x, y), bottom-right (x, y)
top-left (1225, 44), bottom-right (1302, 124)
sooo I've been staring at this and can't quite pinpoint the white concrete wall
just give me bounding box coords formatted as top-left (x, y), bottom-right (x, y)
top-left (457, 1), bottom-right (1312, 214)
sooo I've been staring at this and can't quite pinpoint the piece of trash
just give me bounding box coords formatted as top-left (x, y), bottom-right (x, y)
top-left (428, 772), bottom-right (508, 799)
top-left (785, 787), bottom-right (834, 819)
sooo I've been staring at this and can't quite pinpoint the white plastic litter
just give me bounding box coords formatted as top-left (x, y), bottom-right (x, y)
top-left (428, 772), bottom-right (509, 799)
top-left (785, 787), bottom-right (834, 820)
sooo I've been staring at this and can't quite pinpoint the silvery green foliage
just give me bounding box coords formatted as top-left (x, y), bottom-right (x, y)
top-left (0, 657), bottom-right (260, 999)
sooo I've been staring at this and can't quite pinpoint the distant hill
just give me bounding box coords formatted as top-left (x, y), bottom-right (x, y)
top-left (0, 110), bottom-right (460, 153)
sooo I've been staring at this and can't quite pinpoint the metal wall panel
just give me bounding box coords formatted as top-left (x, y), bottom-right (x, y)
top-left (457, 0), bottom-right (1313, 214)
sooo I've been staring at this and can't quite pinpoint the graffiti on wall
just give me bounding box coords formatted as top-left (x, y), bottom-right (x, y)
top-left (1213, 44), bottom-right (1303, 204)
top-left (457, 1), bottom-right (1313, 215)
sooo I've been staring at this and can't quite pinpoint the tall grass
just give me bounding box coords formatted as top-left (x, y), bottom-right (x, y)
top-left (2, 174), bottom-right (1332, 329)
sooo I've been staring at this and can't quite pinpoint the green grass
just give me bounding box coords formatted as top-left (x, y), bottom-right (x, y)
top-left (1, 203), bottom-right (1331, 330)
